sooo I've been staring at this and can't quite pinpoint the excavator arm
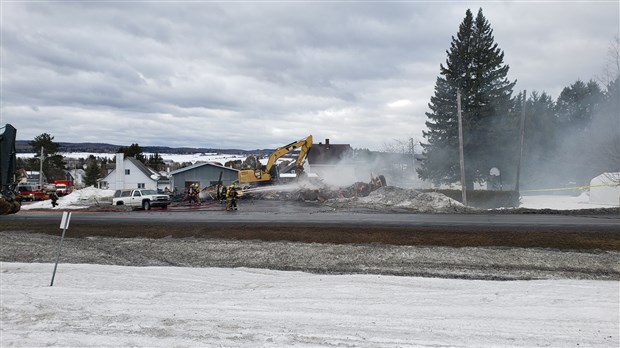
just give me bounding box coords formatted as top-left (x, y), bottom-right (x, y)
top-left (239, 135), bottom-right (313, 185)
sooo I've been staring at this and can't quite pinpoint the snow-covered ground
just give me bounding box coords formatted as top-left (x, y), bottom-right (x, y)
top-left (520, 192), bottom-right (619, 209)
top-left (1, 262), bottom-right (618, 347)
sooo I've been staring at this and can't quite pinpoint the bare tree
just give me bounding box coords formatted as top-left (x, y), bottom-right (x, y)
top-left (598, 34), bottom-right (620, 86)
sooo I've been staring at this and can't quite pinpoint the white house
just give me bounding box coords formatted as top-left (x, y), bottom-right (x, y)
top-left (100, 154), bottom-right (163, 191)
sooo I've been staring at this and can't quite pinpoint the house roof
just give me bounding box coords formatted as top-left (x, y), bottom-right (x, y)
top-left (307, 143), bottom-right (353, 165)
top-left (127, 157), bottom-right (159, 179)
top-left (169, 162), bottom-right (239, 176)
top-left (104, 156), bottom-right (163, 182)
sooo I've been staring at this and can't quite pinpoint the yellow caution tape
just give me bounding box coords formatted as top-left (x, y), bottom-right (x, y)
top-left (521, 183), bottom-right (620, 193)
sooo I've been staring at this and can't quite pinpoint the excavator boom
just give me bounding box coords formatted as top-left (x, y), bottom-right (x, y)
top-left (239, 135), bottom-right (313, 185)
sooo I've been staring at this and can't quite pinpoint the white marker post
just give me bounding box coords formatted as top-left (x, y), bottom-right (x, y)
top-left (51, 212), bottom-right (72, 286)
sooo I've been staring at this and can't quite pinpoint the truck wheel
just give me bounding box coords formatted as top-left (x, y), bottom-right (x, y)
top-left (143, 200), bottom-right (151, 210)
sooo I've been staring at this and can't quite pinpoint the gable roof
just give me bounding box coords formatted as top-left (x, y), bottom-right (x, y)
top-left (104, 156), bottom-right (161, 183)
top-left (169, 162), bottom-right (238, 176)
top-left (127, 157), bottom-right (159, 179)
top-left (307, 143), bottom-right (353, 165)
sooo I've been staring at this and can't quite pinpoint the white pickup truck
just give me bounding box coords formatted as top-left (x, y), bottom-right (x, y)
top-left (112, 189), bottom-right (170, 210)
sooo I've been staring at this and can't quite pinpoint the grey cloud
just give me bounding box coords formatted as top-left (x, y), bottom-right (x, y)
top-left (2, 2), bottom-right (618, 150)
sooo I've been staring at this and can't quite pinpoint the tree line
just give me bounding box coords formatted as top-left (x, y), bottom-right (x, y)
top-left (418, 8), bottom-right (619, 190)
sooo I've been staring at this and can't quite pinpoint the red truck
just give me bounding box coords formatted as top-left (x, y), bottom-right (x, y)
top-left (16, 184), bottom-right (48, 202)
top-left (54, 180), bottom-right (74, 196)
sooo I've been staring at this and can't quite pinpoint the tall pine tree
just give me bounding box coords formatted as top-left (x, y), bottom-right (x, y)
top-left (30, 133), bottom-right (66, 182)
top-left (418, 8), bottom-right (516, 189)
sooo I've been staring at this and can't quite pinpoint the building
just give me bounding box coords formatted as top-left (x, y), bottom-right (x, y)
top-left (169, 162), bottom-right (238, 194)
top-left (100, 154), bottom-right (168, 191)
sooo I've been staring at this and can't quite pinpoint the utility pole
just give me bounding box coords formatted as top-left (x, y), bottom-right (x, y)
top-left (457, 90), bottom-right (467, 206)
top-left (39, 146), bottom-right (44, 188)
top-left (515, 90), bottom-right (527, 192)
top-left (410, 138), bottom-right (415, 172)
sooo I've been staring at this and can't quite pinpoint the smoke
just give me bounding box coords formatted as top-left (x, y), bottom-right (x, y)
top-left (307, 150), bottom-right (429, 189)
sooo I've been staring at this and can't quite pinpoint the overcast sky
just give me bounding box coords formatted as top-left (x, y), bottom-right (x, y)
top-left (1, 1), bottom-right (618, 151)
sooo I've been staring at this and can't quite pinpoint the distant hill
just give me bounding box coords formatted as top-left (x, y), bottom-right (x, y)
top-left (15, 140), bottom-right (273, 155)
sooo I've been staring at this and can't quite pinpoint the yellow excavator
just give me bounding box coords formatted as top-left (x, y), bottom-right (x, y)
top-left (238, 135), bottom-right (313, 185)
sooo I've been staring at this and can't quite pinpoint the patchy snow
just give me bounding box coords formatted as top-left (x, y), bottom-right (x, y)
top-left (520, 191), bottom-right (619, 210)
top-left (1, 263), bottom-right (618, 347)
top-left (19, 186), bottom-right (115, 210)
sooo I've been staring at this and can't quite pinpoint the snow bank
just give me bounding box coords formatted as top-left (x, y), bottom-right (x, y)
top-left (19, 187), bottom-right (115, 210)
top-left (327, 186), bottom-right (468, 213)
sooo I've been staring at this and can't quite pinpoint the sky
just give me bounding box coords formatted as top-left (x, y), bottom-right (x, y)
top-left (1, 1), bottom-right (618, 151)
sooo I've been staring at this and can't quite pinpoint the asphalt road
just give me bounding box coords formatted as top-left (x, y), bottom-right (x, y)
top-left (4, 201), bottom-right (619, 250)
top-left (7, 209), bottom-right (620, 227)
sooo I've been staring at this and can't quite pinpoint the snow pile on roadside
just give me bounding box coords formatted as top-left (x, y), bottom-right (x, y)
top-left (19, 187), bottom-right (115, 210)
top-left (327, 186), bottom-right (469, 213)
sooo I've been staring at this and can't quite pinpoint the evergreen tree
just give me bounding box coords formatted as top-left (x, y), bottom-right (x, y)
top-left (518, 91), bottom-right (561, 188)
top-left (418, 8), bottom-right (516, 189)
top-left (587, 76), bottom-right (620, 175)
top-left (83, 160), bottom-right (101, 187)
top-left (556, 80), bottom-right (602, 132)
top-left (30, 133), bottom-right (66, 182)
top-left (554, 79), bottom-right (604, 185)
top-left (147, 153), bottom-right (165, 171)
top-left (118, 143), bottom-right (146, 164)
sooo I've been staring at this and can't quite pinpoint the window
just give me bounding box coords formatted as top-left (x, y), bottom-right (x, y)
top-left (133, 191), bottom-right (141, 197)
top-left (125, 169), bottom-right (130, 175)
top-left (120, 190), bottom-right (131, 197)
top-left (137, 183), bottom-right (145, 189)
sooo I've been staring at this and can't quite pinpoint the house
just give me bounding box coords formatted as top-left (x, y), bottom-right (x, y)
top-left (307, 138), bottom-right (354, 165)
top-left (67, 169), bottom-right (86, 188)
top-left (100, 154), bottom-right (167, 191)
top-left (306, 139), bottom-right (358, 186)
top-left (169, 162), bottom-right (238, 194)
top-left (18, 171), bottom-right (47, 187)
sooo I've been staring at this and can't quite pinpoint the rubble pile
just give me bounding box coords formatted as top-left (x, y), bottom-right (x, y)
top-left (243, 182), bottom-right (470, 213)
top-left (325, 186), bottom-right (471, 213)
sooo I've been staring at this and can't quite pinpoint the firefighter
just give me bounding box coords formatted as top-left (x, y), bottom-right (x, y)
top-left (188, 183), bottom-right (199, 206)
top-left (220, 185), bottom-right (227, 204)
top-left (50, 191), bottom-right (59, 208)
top-left (226, 183), bottom-right (238, 211)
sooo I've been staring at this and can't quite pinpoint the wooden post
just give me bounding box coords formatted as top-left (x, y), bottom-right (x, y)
top-left (457, 90), bottom-right (467, 206)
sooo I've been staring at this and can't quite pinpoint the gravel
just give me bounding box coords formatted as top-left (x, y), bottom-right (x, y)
top-left (2, 231), bottom-right (618, 281)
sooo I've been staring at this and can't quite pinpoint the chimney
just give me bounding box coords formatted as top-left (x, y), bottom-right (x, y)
top-left (325, 139), bottom-right (330, 145)
top-left (115, 153), bottom-right (124, 190)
